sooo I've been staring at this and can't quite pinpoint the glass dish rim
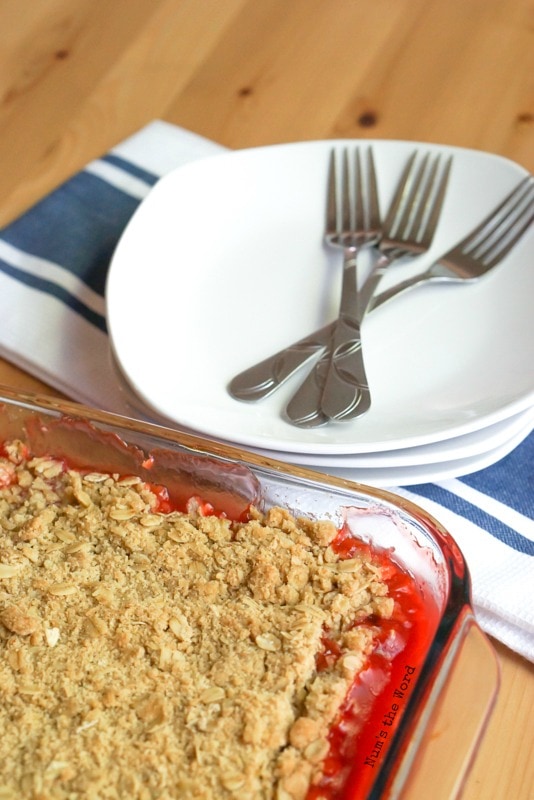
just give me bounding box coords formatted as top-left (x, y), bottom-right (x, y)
top-left (0, 385), bottom-right (498, 799)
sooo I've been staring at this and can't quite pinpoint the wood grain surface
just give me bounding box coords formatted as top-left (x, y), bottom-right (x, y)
top-left (0, 2), bottom-right (532, 797)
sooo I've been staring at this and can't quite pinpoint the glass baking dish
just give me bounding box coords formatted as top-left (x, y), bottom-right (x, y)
top-left (0, 385), bottom-right (499, 799)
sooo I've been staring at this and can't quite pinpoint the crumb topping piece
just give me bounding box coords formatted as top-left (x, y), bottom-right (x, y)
top-left (0, 441), bottom-right (393, 799)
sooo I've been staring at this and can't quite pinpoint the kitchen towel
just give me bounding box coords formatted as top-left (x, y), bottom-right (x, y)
top-left (0, 120), bottom-right (532, 661)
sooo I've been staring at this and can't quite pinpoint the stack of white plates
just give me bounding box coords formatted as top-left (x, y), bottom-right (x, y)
top-left (106, 140), bottom-right (534, 487)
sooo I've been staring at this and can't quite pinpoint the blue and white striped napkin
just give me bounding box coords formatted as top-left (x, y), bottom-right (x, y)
top-left (1, 121), bottom-right (533, 661)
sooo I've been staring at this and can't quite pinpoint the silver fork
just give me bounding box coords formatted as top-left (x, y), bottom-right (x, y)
top-left (306, 146), bottom-right (381, 423)
top-left (370, 174), bottom-right (534, 311)
top-left (228, 147), bottom-right (379, 402)
top-left (286, 150), bottom-right (451, 426)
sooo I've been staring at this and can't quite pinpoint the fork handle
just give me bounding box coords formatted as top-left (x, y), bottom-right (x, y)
top-left (227, 321), bottom-right (333, 401)
top-left (286, 258), bottom-right (390, 424)
top-left (285, 345), bottom-right (332, 428)
top-left (286, 254), bottom-right (379, 424)
top-left (319, 266), bottom-right (385, 420)
top-left (319, 317), bottom-right (371, 420)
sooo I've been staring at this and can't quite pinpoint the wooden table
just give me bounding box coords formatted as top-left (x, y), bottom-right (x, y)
top-left (1, 2), bottom-right (532, 797)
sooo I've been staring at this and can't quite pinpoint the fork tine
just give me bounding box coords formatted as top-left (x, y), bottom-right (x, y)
top-left (352, 148), bottom-right (364, 235)
top-left (478, 184), bottom-right (534, 267)
top-left (486, 205), bottom-right (534, 266)
top-left (404, 153), bottom-right (437, 241)
top-left (395, 153), bottom-right (430, 239)
top-left (418, 155), bottom-right (452, 248)
top-left (342, 149), bottom-right (351, 235)
top-left (460, 176), bottom-right (533, 253)
top-left (366, 147), bottom-right (381, 231)
top-left (325, 149), bottom-right (337, 236)
top-left (381, 150), bottom-right (418, 236)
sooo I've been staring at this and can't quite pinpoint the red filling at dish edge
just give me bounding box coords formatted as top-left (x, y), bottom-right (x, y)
top-left (307, 526), bottom-right (438, 800)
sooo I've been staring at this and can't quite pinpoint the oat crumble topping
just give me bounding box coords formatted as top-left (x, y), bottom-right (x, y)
top-left (0, 440), bottom-right (393, 799)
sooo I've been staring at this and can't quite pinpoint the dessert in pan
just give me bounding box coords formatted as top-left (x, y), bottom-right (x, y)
top-left (0, 388), bottom-right (498, 799)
